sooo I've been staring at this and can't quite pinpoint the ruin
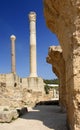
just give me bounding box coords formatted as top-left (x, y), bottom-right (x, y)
top-left (27, 11), bottom-right (44, 92)
top-left (44, 0), bottom-right (80, 130)
top-left (0, 11), bottom-right (45, 110)
top-left (29, 12), bottom-right (37, 77)
top-left (46, 46), bottom-right (66, 111)
top-left (10, 35), bottom-right (16, 74)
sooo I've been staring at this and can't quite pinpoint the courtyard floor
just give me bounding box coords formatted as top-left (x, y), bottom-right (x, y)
top-left (0, 105), bottom-right (68, 130)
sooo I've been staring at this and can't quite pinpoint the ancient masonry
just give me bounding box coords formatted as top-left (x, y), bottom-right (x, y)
top-left (0, 12), bottom-right (44, 109)
top-left (44, 0), bottom-right (80, 130)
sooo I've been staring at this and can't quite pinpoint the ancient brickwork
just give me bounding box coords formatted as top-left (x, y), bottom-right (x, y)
top-left (44, 0), bottom-right (80, 130)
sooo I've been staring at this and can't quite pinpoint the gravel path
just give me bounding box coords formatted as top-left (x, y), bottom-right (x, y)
top-left (0, 105), bottom-right (68, 130)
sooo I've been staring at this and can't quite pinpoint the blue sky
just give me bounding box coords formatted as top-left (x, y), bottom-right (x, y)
top-left (0, 0), bottom-right (59, 79)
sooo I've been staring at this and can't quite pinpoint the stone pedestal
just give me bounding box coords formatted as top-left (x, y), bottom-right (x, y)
top-left (27, 77), bottom-right (44, 92)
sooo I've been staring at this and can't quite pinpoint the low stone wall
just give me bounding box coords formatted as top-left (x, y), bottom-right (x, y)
top-left (0, 73), bottom-right (53, 109)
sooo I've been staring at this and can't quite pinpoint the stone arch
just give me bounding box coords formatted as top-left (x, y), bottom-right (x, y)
top-left (44, 0), bottom-right (80, 130)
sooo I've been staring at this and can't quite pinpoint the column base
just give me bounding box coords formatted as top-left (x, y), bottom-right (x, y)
top-left (27, 77), bottom-right (44, 93)
top-left (29, 73), bottom-right (37, 77)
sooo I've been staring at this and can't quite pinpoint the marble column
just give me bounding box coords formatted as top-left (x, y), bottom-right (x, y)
top-left (10, 35), bottom-right (16, 74)
top-left (29, 12), bottom-right (37, 77)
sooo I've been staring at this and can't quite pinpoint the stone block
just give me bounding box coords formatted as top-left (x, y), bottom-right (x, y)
top-left (0, 106), bottom-right (19, 123)
top-left (0, 111), bottom-right (12, 123)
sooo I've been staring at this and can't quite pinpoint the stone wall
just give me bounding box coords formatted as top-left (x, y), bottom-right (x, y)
top-left (0, 73), bottom-right (23, 108)
top-left (0, 73), bottom-right (52, 108)
top-left (46, 46), bottom-right (66, 110)
top-left (44, 0), bottom-right (80, 130)
top-left (0, 73), bottom-right (21, 88)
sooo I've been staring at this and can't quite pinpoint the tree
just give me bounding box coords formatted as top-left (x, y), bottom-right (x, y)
top-left (44, 79), bottom-right (59, 85)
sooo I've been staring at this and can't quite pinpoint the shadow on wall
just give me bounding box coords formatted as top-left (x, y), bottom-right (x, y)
top-left (20, 105), bottom-right (67, 130)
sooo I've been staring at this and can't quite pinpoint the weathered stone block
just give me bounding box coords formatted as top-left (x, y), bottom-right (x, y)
top-left (0, 106), bottom-right (19, 122)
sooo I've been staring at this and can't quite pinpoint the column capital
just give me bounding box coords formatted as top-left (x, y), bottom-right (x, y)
top-left (29, 11), bottom-right (36, 22)
top-left (10, 35), bottom-right (16, 41)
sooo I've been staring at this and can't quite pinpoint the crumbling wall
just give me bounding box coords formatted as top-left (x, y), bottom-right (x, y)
top-left (0, 73), bottom-right (24, 108)
top-left (46, 46), bottom-right (66, 111)
top-left (44, 0), bottom-right (80, 130)
top-left (0, 73), bottom-right (46, 108)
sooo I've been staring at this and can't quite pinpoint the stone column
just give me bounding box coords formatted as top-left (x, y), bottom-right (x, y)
top-left (29, 12), bottom-right (37, 77)
top-left (53, 89), bottom-right (57, 98)
top-left (10, 35), bottom-right (16, 74)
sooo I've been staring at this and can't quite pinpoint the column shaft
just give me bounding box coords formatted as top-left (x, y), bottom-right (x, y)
top-left (29, 12), bottom-right (37, 77)
top-left (10, 35), bottom-right (16, 74)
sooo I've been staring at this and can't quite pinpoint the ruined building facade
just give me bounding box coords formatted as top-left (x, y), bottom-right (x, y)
top-left (44, 0), bottom-right (80, 130)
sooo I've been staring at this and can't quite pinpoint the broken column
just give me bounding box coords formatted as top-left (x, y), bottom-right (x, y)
top-left (10, 35), bottom-right (16, 74)
top-left (29, 12), bottom-right (37, 77)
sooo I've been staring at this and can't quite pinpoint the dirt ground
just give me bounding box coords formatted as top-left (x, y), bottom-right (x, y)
top-left (0, 105), bottom-right (68, 130)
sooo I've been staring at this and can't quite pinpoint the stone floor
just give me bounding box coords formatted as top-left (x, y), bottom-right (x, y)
top-left (0, 105), bottom-right (68, 130)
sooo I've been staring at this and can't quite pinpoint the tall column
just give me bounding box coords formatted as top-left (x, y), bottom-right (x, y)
top-left (10, 35), bottom-right (16, 74)
top-left (29, 12), bottom-right (37, 77)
